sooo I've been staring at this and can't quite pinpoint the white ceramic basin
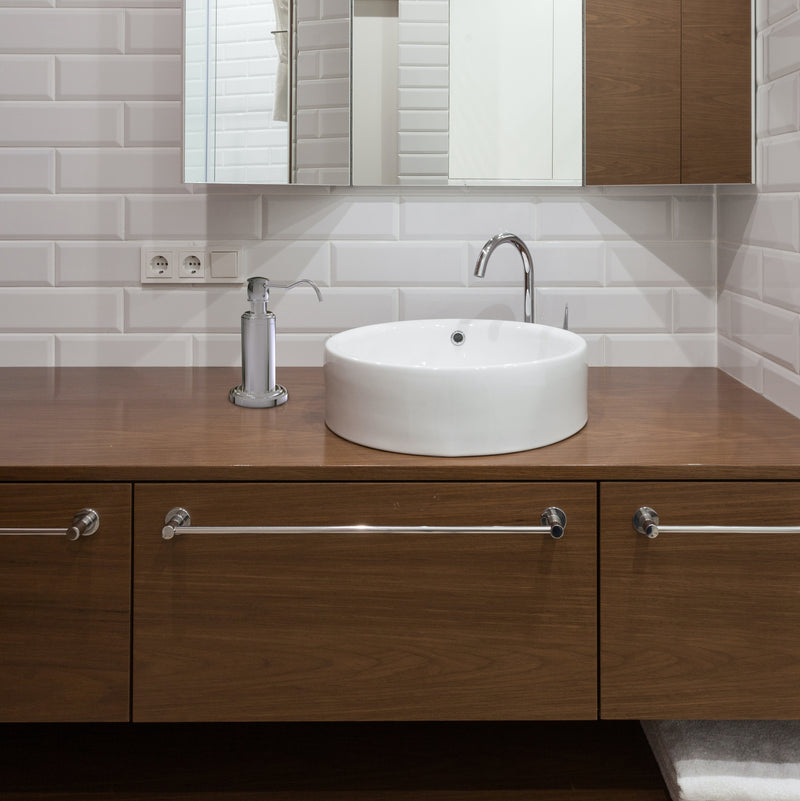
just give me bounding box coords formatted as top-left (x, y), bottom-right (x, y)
top-left (324, 319), bottom-right (588, 457)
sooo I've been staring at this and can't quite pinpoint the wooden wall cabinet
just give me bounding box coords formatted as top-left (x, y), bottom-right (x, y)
top-left (132, 482), bottom-right (597, 722)
top-left (600, 481), bottom-right (800, 718)
top-left (0, 483), bottom-right (131, 722)
top-left (586, 0), bottom-right (752, 184)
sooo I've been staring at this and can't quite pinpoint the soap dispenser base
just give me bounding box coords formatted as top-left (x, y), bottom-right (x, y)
top-left (228, 384), bottom-right (288, 408)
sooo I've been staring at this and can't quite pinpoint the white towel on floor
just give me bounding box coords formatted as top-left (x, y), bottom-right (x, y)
top-left (642, 720), bottom-right (800, 801)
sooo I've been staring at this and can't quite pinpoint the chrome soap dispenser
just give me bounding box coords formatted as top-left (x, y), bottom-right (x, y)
top-left (228, 276), bottom-right (322, 408)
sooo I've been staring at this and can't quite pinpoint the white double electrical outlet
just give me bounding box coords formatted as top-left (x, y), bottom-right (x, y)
top-left (179, 250), bottom-right (206, 279)
top-left (140, 245), bottom-right (242, 284)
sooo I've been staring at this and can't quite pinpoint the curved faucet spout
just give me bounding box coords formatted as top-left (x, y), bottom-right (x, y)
top-left (474, 232), bottom-right (534, 324)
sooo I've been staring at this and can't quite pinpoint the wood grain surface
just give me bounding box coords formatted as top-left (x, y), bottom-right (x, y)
top-left (0, 483), bottom-right (131, 721)
top-left (0, 368), bottom-right (798, 481)
top-left (682, 0), bottom-right (752, 183)
top-left (587, 0), bottom-right (751, 185)
top-left (601, 481), bottom-right (800, 718)
top-left (133, 482), bottom-right (597, 721)
top-left (586, 0), bottom-right (681, 184)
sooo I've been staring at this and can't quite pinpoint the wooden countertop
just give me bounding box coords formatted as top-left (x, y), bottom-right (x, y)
top-left (0, 366), bottom-right (799, 481)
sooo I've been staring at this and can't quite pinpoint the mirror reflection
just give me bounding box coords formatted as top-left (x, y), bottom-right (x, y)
top-left (184, 0), bottom-right (290, 183)
top-left (184, 0), bottom-right (351, 185)
top-left (184, 0), bottom-right (582, 186)
top-left (352, 0), bottom-right (582, 186)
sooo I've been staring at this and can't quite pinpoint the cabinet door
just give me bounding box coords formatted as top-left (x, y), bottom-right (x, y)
top-left (682, 0), bottom-right (752, 183)
top-left (586, 0), bottom-right (751, 185)
top-left (0, 483), bottom-right (131, 721)
top-left (586, 0), bottom-right (681, 184)
top-left (601, 482), bottom-right (800, 718)
top-left (133, 482), bottom-right (597, 721)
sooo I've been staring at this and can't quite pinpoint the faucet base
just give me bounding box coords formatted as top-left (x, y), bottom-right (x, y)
top-left (228, 384), bottom-right (288, 408)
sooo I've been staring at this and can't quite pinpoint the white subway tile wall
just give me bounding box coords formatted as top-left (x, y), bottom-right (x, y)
top-left (397, 0), bottom-right (449, 184)
top-left (0, 243), bottom-right (53, 285)
top-left (0, 0), bottom-right (794, 426)
top-left (717, 2), bottom-right (800, 417)
top-left (213, 0), bottom-right (289, 183)
top-left (294, 0), bottom-right (350, 184)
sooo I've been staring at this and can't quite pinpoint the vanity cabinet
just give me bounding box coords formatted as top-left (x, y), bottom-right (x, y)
top-left (0, 483), bottom-right (131, 722)
top-left (586, 0), bottom-right (752, 184)
top-left (132, 482), bottom-right (597, 721)
top-left (4, 367), bottom-right (800, 800)
top-left (2, 365), bottom-right (800, 731)
top-left (600, 481), bottom-right (800, 719)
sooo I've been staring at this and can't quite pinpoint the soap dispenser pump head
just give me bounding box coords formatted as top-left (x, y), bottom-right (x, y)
top-left (247, 276), bottom-right (271, 316)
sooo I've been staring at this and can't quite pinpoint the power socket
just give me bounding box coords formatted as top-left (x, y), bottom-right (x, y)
top-left (179, 250), bottom-right (207, 280)
top-left (141, 245), bottom-right (243, 284)
top-left (141, 249), bottom-right (178, 280)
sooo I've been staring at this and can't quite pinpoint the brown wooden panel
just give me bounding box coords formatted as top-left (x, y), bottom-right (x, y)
top-left (601, 481), bottom-right (800, 718)
top-left (586, 0), bottom-right (681, 184)
top-left (682, 0), bottom-right (752, 183)
top-left (2, 368), bottom-right (800, 482)
top-left (133, 482), bottom-right (597, 721)
top-left (0, 483), bottom-right (131, 721)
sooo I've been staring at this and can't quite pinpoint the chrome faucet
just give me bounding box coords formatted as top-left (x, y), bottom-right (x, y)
top-left (474, 233), bottom-right (535, 324)
top-left (229, 276), bottom-right (322, 408)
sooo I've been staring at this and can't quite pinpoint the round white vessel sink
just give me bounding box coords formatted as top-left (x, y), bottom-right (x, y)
top-left (324, 319), bottom-right (588, 457)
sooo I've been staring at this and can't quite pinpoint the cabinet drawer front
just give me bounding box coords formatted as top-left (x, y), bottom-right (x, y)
top-left (0, 483), bottom-right (131, 722)
top-left (133, 482), bottom-right (597, 721)
top-left (601, 481), bottom-right (800, 718)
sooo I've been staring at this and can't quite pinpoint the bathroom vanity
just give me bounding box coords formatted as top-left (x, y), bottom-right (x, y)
top-left (1, 366), bottom-right (798, 798)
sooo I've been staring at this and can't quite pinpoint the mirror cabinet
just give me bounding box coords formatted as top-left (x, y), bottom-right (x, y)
top-left (184, 0), bottom-right (752, 187)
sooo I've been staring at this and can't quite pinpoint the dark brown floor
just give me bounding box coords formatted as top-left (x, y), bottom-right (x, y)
top-left (0, 721), bottom-right (668, 800)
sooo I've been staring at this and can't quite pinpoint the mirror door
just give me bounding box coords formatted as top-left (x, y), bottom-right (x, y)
top-left (351, 0), bottom-right (582, 186)
top-left (184, 0), bottom-right (350, 185)
top-left (184, 0), bottom-right (581, 186)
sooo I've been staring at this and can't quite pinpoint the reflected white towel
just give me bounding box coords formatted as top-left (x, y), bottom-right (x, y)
top-left (642, 720), bottom-right (800, 801)
top-left (272, 0), bottom-right (289, 122)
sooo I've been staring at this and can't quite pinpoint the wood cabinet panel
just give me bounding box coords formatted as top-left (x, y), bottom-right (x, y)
top-left (586, 0), bottom-right (681, 185)
top-left (0, 483), bottom-right (131, 721)
top-left (682, 0), bottom-right (752, 183)
top-left (601, 481), bottom-right (800, 718)
top-left (133, 482), bottom-right (597, 722)
top-left (586, 0), bottom-right (751, 185)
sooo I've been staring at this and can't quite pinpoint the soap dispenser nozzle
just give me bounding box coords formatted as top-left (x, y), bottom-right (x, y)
top-left (247, 275), bottom-right (271, 315)
top-left (228, 276), bottom-right (322, 408)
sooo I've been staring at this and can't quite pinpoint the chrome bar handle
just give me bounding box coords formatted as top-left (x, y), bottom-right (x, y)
top-left (633, 506), bottom-right (800, 539)
top-left (162, 506), bottom-right (568, 540)
top-left (162, 507), bottom-right (191, 540)
top-left (0, 508), bottom-right (100, 541)
top-left (633, 507), bottom-right (661, 539)
top-left (541, 506), bottom-right (567, 539)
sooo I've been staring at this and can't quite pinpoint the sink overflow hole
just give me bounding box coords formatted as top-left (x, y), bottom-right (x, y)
top-left (450, 330), bottom-right (465, 346)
